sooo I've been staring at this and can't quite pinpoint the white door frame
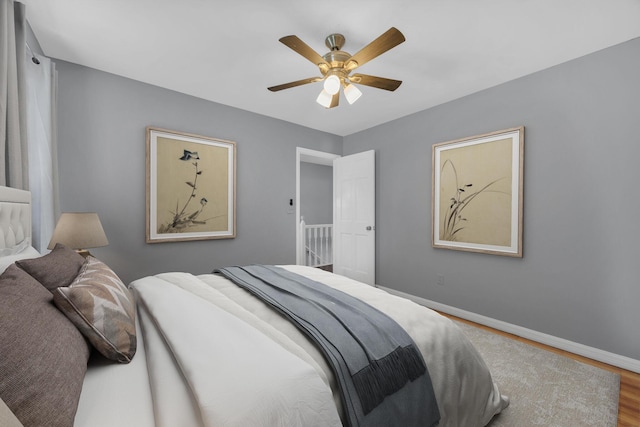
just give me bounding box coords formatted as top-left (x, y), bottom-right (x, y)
top-left (295, 147), bottom-right (341, 265)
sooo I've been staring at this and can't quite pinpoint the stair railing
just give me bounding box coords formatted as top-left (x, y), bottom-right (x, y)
top-left (299, 217), bottom-right (333, 267)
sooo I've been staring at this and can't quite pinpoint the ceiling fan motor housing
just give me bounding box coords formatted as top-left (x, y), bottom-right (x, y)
top-left (322, 34), bottom-right (355, 83)
top-left (322, 49), bottom-right (352, 81)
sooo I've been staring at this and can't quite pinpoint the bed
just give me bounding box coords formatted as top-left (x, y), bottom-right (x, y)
top-left (0, 185), bottom-right (509, 427)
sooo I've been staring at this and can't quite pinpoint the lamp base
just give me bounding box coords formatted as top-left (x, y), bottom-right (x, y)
top-left (75, 249), bottom-right (92, 258)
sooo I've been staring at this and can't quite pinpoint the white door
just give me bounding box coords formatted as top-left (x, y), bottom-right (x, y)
top-left (333, 150), bottom-right (375, 285)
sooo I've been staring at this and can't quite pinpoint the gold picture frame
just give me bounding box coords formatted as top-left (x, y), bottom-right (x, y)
top-left (432, 126), bottom-right (524, 257)
top-left (146, 127), bottom-right (236, 243)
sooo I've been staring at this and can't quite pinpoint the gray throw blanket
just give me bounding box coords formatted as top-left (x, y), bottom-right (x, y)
top-left (215, 265), bottom-right (440, 427)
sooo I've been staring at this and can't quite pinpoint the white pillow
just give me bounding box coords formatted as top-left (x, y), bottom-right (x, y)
top-left (0, 396), bottom-right (23, 427)
top-left (0, 245), bottom-right (41, 274)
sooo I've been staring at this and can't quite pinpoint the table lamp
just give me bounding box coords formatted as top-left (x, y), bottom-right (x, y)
top-left (47, 212), bottom-right (109, 257)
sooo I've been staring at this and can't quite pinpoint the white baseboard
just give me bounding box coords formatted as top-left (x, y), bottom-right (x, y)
top-left (376, 285), bottom-right (640, 374)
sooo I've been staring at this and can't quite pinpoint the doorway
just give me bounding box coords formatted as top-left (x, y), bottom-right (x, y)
top-left (296, 147), bottom-right (376, 285)
top-left (295, 148), bottom-right (340, 265)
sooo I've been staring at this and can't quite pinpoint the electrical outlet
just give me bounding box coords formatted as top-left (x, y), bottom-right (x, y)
top-left (436, 274), bottom-right (445, 286)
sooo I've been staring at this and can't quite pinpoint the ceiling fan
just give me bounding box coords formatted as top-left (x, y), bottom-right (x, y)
top-left (268, 27), bottom-right (405, 108)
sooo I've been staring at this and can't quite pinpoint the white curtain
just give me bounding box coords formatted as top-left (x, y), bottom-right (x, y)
top-left (0, 0), bottom-right (29, 189)
top-left (26, 52), bottom-right (58, 252)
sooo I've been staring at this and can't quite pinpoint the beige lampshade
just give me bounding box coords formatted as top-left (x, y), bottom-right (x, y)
top-left (47, 213), bottom-right (109, 251)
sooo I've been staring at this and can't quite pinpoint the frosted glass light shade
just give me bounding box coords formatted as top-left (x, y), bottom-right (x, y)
top-left (47, 212), bottom-right (109, 250)
top-left (323, 75), bottom-right (341, 95)
top-left (316, 89), bottom-right (333, 108)
top-left (344, 84), bottom-right (362, 104)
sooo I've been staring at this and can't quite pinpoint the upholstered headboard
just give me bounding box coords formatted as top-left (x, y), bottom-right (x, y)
top-left (0, 186), bottom-right (31, 250)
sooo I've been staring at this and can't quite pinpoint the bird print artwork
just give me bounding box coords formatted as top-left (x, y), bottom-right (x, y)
top-left (158, 148), bottom-right (210, 233)
top-left (179, 150), bottom-right (200, 160)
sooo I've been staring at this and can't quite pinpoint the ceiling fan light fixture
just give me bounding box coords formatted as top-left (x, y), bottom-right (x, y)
top-left (316, 89), bottom-right (333, 108)
top-left (323, 74), bottom-right (341, 95)
top-left (344, 83), bottom-right (362, 104)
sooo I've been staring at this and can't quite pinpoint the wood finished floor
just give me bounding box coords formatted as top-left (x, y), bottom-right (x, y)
top-left (439, 313), bottom-right (640, 427)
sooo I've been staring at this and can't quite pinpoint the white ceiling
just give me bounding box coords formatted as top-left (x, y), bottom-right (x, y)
top-left (22, 0), bottom-right (640, 136)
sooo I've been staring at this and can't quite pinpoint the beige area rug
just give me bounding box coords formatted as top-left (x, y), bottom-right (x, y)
top-left (453, 320), bottom-right (620, 427)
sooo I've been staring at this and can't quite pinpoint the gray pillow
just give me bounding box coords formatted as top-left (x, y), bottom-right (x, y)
top-left (0, 264), bottom-right (90, 427)
top-left (16, 243), bottom-right (86, 291)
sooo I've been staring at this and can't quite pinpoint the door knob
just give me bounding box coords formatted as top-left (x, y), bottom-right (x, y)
top-left (366, 226), bottom-right (373, 231)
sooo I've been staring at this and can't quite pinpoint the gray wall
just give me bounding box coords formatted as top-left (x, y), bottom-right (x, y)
top-left (54, 38), bottom-right (639, 360)
top-left (343, 38), bottom-right (640, 360)
top-left (55, 61), bottom-right (342, 284)
top-left (300, 162), bottom-right (332, 225)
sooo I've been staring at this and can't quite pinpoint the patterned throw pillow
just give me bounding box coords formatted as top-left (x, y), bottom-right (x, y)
top-left (53, 256), bottom-right (137, 363)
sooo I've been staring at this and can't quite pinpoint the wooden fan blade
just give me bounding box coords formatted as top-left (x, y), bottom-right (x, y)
top-left (329, 92), bottom-right (339, 108)
top-left (268, 77), bottom-right (322, 92)
top-left (350, 74), bottom-right (402, 91)
top-left (279, 35), bottom-right (330, 68)
top-left (345, 27), bottom-right (405, 71)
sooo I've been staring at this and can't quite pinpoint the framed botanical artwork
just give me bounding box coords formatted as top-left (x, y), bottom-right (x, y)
top-left (146, 127), bottom-right (236, 243)
top-left (432, 126), bottom-right (524, 257)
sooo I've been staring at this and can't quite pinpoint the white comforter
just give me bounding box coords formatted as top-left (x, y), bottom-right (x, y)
top-left (130, 265), bottom-right (508, 427)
